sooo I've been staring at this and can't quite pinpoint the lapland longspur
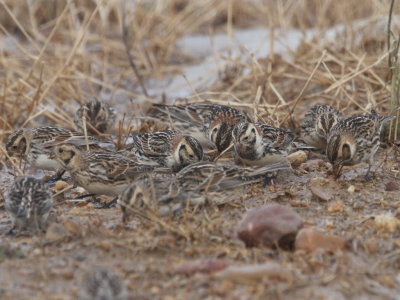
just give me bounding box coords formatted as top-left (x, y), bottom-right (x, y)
top-left (119, 175), bottom-right (158, 222)
top-left (52, 144), bottom-right (158, 197)
top-left (176, 161), bottom-right (291, 192)
top-left (129, 129), bottom-right (203, 171)
top-left (232, 122), bottom-right (295, 166)
top-left (74, 99), bottom-right (116, 134)
top-left (119, 161), bottom-right (290, 221)
top-left (79, 267), bottom-right (127, 300)
top-left (149, 103), bottom-right (251, 152)
top-left (4, 176), bottom-right (53, 234)
top-left (118, 175), bottom-right (203, 221)
top-left (301, 104), bottom-right (343, 149)
top-left (327, 110), bottom-right (394, 179)
top-left (5, 126), bottom-right (113, 173)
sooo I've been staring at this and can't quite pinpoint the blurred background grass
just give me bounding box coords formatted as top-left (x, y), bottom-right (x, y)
top-left (0, 0), bottom-right (399, 144)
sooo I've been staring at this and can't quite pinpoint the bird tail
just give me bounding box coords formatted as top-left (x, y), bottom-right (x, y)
top-left (242, 161), bottom-right (292, 178)
top-left (218, 161), bottom-right (292, 190)
top-left (370, 110), bottom-right (396, 124)
top-left (292, 141), bottom-right (317, 150)
top-left (379, 115), bottom-right (396, 124)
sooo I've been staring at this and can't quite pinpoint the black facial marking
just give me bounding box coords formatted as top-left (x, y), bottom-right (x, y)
top-left (320, 117), bottom-right (329, 134)
top-left (136, 192), bottom-right (145, 208)
top-left (342, 143), bottom-right (352, 161)
top-left (237, 123), bottom-right (249, 138)
top-left (216, 122), bottom-right (232, 152)
top-left (89, 100), bottom-right (101, 119)
top-left (6, 130), bottom-right (23, 153)
top-left (327, 135), bottom-right (340, 163)
top-left (64, 150), bottom-right (76, 166)
top-left (179, 144), bottom-right (187, 152)
top-left (186, 137), bottom-right (203, 160)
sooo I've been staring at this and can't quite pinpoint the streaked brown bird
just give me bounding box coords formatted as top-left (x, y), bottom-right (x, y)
top-left (4, 176), bottom-right (53, 234)
top-left (232, 122), bottom-right (295, 166)
top-left (79, 267), bottom-right (127, 300)
top-left (301, 104), bottom-right (343, 150)
top-left (52, 144), bottom-right (161, 207)
top-left (74, 98), bottom-right (116, 134)
top-left (148, 103), bottom-right (251, 152)
top-left (327, 110), bottom-right (394, 179)
top-left (6, 126), bottom-right (113, 179)
top-left (129, 129), bottom-right (203, 172)
top-left (119, 161), bottom-right (291, 221)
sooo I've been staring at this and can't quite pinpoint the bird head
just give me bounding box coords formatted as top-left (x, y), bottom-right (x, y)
top-left (6, 129), bottom-right (27, 158)
top-left (176, 136), bottom-right (204, 171)
top-left (52, 144), bottom-right (82, 171)
top-left (327, 133), bottom-right (356, 178)
top-left (232, 122), bottom-right (258, 146)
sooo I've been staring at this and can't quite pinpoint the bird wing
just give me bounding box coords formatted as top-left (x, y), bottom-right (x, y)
top-left (176, 162), bottom-right (226, 191)
top-left (131, 130), bottom-right (176, 156)
top-left (150, 104), bottom-right (203, 126)
top-left (83, 151), bottom-right (149, 182)
top-left (31, 126), bottom-right (112, 148)
top-left (258, 124), bottom-right (295, 150)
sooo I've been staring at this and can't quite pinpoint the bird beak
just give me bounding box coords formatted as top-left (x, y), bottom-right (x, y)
top-left (332, 163), bottom-right (344, 180)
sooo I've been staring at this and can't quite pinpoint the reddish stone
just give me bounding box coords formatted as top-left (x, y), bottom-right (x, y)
top-left (295, 228), bottom-right (346, 253)
top-left (236, 204), bottom-right (303, 250)
top-left (385, 181), bottom-right (399, 191)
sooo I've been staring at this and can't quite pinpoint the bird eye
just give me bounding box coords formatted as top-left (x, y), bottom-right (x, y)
top-left (59, 149), bottom-right (64, 153)
top-left (136, 193), bottom-right (144, 207)
top-left (12, 145), bottom-right (17, 149)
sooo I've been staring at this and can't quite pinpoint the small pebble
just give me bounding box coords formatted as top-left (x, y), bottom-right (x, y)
top-left (32, 248), bottom-right (43, 256)
top-left (45, 223), bottom-right (68, 244)
top-left (374, 214), bottom-right (400, 233)
top-left (75, 187), bottom-right (86, 194)
top-left (310, 183), bottom-right (333, 202)
top-left (287, 151), bottom-right (307, 168)
top-left (328, 201), bottom-right (344, 213)
top-left (54, 180), bottom-right (69, 191)
top-left (347, 185), bottom-right (356, 194)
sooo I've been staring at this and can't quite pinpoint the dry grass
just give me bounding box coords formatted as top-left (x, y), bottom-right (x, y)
top-left (1, 0), bottom-right (400, 299)
top-left (1, 0), bottom-right (399, 142)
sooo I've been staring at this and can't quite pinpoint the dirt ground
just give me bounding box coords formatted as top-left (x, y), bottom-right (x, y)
top-left (0, 150), bottom-right (399, 299)
top-left (1, 1), bottom-right (400, 299)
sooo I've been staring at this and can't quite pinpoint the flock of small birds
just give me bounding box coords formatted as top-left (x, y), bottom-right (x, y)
top-left (2, 98), bottom-right (395, 299)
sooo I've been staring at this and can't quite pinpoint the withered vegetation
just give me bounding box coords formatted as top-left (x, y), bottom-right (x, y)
top-left (0, 0), bottom-right (399, 299)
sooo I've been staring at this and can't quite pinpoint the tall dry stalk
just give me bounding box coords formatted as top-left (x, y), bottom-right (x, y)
top-left (388, 0), bottom-right (400, 142)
